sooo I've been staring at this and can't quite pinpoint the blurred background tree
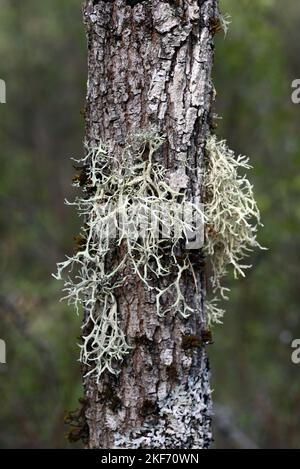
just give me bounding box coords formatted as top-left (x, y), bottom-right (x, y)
top-left (0, 0), bottom-right (299, 448)
top-left (0, 0), bottom-right (85, 448)
top-left (212, 0), bottom-right (300, 449)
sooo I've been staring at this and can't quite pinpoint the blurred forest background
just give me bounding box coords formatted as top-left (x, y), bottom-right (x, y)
top-left (0, 0), bottom-right (299, 448)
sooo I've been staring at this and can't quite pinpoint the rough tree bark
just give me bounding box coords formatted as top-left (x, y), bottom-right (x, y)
top-left (82, 0), bottom-right (219, 449)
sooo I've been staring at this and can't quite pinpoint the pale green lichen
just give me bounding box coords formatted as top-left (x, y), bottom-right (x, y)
top-left (204, 298), bottom-right (225, 327)
top-left (54, 129), bottom-right (263, 377)
top-left (54, 130), bottom-right (202, 381)
top-left (203, 135), bottom-right (263, 325)
top-left (219, 13), bottom-right (231, 37)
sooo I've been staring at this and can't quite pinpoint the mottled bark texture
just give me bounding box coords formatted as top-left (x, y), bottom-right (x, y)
top-left (83, 0), bottom-right (218, 449)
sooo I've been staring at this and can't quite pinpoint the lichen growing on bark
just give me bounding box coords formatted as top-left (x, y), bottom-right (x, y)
top-left (114, 368), bottom-right (212, 449)
top-left (203, 135), bottom-right (263, 325)
top-left (54, 130), bottom-right (204, 381)
top-left (54, 131), bottom-right (263, 374)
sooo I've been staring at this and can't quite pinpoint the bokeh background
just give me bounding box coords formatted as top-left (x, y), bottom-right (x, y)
top-left (0, 0), bottom-right (299, 448)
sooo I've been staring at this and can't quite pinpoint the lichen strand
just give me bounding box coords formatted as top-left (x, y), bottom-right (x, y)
top-left (114, 367), bottom-right (212, 449)
top-left (54, 130), bottom-right (203, 382)
top-left (219, 12), bottom-right (231, 36)
top-left (204, 136), bottom-right (263, 325)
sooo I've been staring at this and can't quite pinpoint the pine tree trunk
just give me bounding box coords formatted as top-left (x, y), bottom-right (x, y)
top-left (82, 0), bottom-right (218, 449)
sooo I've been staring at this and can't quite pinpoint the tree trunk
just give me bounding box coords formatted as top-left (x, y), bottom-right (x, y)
top-left (82, 0), bottom-right (218, 449)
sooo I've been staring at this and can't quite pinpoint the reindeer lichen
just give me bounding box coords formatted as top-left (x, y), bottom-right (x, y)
top-left (54, 129), bottom-right (262, 378)
top-left (219, 13), bottom-right (231, 36)
top-left (54, 130), bottom-right (203, 381)
top-left (203, 135), bottom-right (263, 325)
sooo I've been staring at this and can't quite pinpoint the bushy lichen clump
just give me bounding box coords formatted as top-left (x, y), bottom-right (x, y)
top-left (54, 129), bottom-right (262, 378)
top-left (203, 135), bottom-right (263, 325)
top-left (54, 130), bottom-right (202, 381)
